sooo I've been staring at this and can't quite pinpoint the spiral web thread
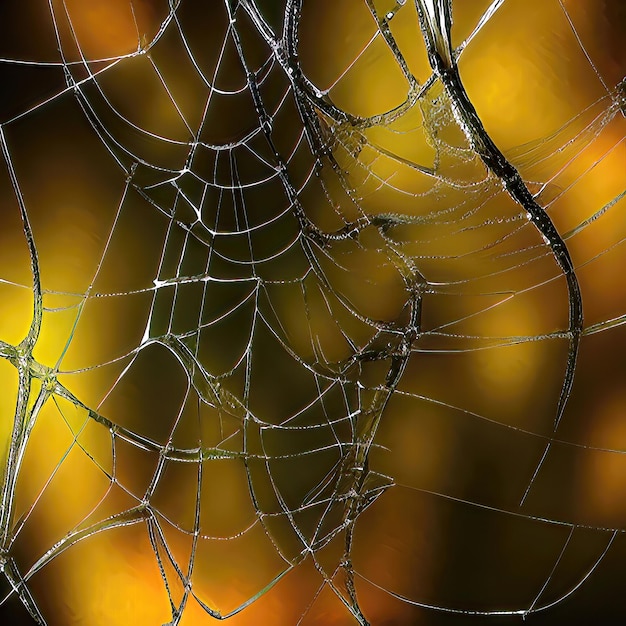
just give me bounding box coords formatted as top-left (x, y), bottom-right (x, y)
top-left (0, 0), bottom-right (625, 623)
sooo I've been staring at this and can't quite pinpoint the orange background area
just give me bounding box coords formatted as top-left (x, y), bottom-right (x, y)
top-left (0, 1), bottom-right (625, 625)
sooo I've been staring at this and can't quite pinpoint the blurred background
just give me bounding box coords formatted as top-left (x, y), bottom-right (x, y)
top-left (0, 0), bottom-right (625, 624)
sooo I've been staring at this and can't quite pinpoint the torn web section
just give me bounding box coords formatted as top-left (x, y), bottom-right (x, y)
top-left (455, 0), bottom-right (626, 529)
top-left (298, 0), bottom-right (626, 623)
top-left (0, 1), bottom-right (624, 625)
top-left (317, 82), bottom-right (575, 618)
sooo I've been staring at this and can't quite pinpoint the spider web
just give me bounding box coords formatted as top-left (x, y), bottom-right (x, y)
top-left (0, 0), bottom-right (625, 624)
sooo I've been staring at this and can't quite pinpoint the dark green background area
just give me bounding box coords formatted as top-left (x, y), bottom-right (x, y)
top-left (1, 1), bottom-right (626, 625)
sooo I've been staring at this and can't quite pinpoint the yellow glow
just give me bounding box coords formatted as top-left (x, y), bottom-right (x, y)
top-left (63, 0), bottom-right (158, 59)
top-left (579, 390), bottom-right (626, 521)
top-left (0, 1), bottom-right (624, 624)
